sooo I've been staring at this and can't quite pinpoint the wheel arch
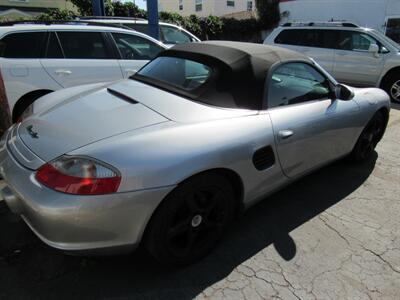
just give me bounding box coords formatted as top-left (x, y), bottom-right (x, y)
top-left (141, 167), bottom-right (245, 246)
top-left (379, 66), bottom-right (400, 89)
top-left (376, 106), bottom-right (389, 141)
top-left (12, 89), bottom-right (53, 122)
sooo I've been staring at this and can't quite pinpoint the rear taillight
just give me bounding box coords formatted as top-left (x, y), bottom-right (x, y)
top-left (36, 156), bottom-right (121, 195)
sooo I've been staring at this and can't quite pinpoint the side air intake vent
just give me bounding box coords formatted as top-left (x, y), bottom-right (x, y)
top-left (252, 146), bottom-right (275, 171)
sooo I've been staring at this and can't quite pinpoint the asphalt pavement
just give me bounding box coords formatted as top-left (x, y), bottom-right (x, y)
top-left (0, 104), bottom-right (399, 300)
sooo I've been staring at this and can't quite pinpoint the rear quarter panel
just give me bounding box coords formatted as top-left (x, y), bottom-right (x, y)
top-left (69, 113), bottom-right (288, 207)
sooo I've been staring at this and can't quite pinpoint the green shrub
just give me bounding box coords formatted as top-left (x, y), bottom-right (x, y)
top-left (35, 9), bottom-right (76, 21)
top-left (29, 1), bottom-right (280, 42)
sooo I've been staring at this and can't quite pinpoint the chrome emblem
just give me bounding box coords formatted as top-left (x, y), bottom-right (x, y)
top-left (26, 125), bottom-right (39, 139)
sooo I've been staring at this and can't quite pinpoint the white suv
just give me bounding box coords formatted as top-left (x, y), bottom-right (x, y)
top-left (264, 22), bottom-right (400, 103)
top-left (0, 21), bottom-right (166, 121)
top-left (81, 17), bottom-right (201, 48)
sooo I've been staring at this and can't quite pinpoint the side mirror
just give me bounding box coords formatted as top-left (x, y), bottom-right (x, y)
top-left (368, 43), bottom-right (380, 57)
top-left (335, 84), bottom-right (354, 101)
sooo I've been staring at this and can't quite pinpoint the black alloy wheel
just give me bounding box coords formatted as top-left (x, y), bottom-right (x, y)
top-left (351, 112), bottom-right (385, 162)
top-left (145, 173), bottom-right (236, 265)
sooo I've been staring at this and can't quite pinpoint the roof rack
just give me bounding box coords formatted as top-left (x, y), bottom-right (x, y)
top-left (79, 16), bottom-right (147, 21)
top-left (0, 20), bottom-right (134, 30)
top-left (282, 22), bottom-right (359, 28)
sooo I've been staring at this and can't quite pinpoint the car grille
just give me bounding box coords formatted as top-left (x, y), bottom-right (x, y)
top-left (6, 124), bottom-right (44, 170)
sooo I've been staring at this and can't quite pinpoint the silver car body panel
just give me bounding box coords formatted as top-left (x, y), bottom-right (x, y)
top-left (0, 66), bottom-right (391, 253)
top-left (0, 143), bottom-right (174, 251)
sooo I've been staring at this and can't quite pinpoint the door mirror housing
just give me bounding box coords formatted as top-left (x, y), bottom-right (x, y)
top-left (335, 84), bottom-right (354, 101)
top-left (368, 43), bottom-right (380, 57)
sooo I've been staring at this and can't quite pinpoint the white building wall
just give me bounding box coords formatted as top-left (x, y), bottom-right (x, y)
top-left (214, 0), bottom-right (254, 16)
top-left (280, 0), bottom-right (400, 33)
top-left (158, 0), bottom-right (255, 17)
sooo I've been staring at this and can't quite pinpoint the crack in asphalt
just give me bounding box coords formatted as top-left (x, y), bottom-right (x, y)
top-left (318, 215), bottom-right (351, 246)
top-left (361, 246), bottom-right (400, 274)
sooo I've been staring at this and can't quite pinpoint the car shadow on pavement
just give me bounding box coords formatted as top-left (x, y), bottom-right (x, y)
top-left (0, 153), bottom-right (377, 299)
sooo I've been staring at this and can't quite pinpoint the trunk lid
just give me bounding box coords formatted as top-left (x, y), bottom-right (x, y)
top-left (18, 87), bottom-right (168, 163)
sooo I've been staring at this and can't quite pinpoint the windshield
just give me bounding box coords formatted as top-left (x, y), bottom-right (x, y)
top-left (135, 56), bottom-right (212, 91)
top-left (371, 29), bottom-right (400, 51)
top-left (160, 26), bottom-right (193, 44)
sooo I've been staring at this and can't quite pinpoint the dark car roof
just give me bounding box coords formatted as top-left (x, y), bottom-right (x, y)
top-left (166, 41), bottom-right (310, 68)
top-left (136, 41), bottom-right (312, 110)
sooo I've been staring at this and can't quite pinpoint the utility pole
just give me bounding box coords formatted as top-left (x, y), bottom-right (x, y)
top-left (92, 0), bottom-right (105, 16)
top-left (147, 0), bottom-right (160, 40)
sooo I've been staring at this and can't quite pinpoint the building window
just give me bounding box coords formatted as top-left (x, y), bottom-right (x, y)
top-left (247, 1), bottom-right (253, 11)
top-left (195, 0), bottom-right (202, 12)
top-left (227, 0), bottom-right (235, 7)
top-left (179, 0), bottom-right (183, 10)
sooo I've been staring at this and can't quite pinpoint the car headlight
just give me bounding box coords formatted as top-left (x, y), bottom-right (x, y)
top-left (36, 156), bottom-right (121, 195)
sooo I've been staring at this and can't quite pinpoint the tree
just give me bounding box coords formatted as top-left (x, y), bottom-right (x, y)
top-left (35, 9), bottom-right (76, 21)
top-left (255, 0), bottom-right (281, 28)
top-left (68, 0), bottom-right (114, 16)
top-left (113, 1), bottom-right (147, 18)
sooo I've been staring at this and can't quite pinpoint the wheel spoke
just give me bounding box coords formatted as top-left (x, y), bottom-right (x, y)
top-left (167, 220), bottom-right (190, 239)
top-left (186, 192), bottom-right (202, 213)
top-left (201, 218), bottom-right (224, 232)
top-left (181, 230), bottom-right (198, 255)
top-left (391, 81), bottom-right (400, 100)
top-left (203, 193), bottom-right (220, 215)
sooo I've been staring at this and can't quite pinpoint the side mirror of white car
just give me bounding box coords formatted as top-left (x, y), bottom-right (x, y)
top-left (368, 43), bottom-right (380, 57)
top-left (335, 84), bottom-right (354, 101)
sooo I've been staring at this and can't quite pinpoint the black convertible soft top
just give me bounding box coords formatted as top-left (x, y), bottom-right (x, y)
top-left (136, 41), bottom-right (311, 110)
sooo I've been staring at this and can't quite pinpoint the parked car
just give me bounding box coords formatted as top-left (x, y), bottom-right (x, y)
top-left (0, 41), bottom-right (390, 265)
top-left (81, 17), bottom-right (201, 48)
top-left (0, 21), bottom-right (167, 122)
top-left (264, 22), bottom-right (400, 103)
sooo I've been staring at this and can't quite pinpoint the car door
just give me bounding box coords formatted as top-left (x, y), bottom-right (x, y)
top-left (266, 62), bottom-right (360, 178)
top-left (40, 31), bottom-right (123, 88)
top-left (0, 31), bottom-right (62, 111)
top-left (110, 32), bottom-right (164, 78)
top-left (332, 30), bottom-right (385, 86)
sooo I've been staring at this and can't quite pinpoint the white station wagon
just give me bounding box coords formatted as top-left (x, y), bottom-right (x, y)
top-left (0, 21), bottom-right (166, 121)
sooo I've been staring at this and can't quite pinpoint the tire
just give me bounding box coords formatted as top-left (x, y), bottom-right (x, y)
top-left (145, 173), bottom-right (236, 265)
top-left (382, 74), bottom-right (400, 103)
top-left (349, 111), bottom-right (385, 162)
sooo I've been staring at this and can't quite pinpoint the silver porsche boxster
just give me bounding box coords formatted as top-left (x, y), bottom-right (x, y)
top-left (0, 41), bottom-right (390, 265)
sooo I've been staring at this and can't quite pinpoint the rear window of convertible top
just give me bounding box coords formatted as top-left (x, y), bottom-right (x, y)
top-left (135, 56), bottom-right (212, 91)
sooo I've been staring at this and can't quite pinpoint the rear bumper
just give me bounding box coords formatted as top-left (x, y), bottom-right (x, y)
top-left (0, 135), bottom-right (174, 254)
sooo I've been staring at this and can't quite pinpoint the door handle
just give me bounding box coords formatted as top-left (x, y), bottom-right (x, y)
top-left (55, 69), bottom-right (72, 76)
top-left (278, 130), bottom-right (294, 139)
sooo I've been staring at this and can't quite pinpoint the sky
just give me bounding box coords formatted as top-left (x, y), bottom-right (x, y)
top-left (122, 0), bottom-right (147, 10)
